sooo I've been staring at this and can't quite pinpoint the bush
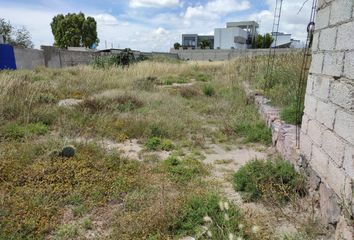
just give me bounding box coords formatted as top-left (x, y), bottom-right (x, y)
top-left (144, 137), bottom-right (174, 151)
top-left (163, 156), bottom-right (205, 183)
top-left (195, 73), bottom-right (211, 82)
top-left (79, 95), bottom-right (143, 114)
top-left (281, 103), bottom-right (304, 125)
top-left (92, 48), bottom-right (146, 68)
top-left (145, 137), bottom-right (162, 150)
top-left (170, 193), bottom-right (246, 239)
top-left (202, 84), bottom-right (215, 96)
top-left (1, 122), bottom-right (49, 140)
top-left (234, 121), bottom-right (272, 145)
top-left (233, 159), bottom-right (307, 203)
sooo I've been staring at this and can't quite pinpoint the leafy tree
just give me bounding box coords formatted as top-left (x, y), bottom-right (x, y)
top-left (253, 33), bottom-right (273, 49)
top-left (174, 42), bottom-right (181, 50)
top-left (199, 39), bottom-right (211, 49)
top-left (51, 12), bottom-right (99, 48)
top-left (0, 18), bottom-right (34, 48)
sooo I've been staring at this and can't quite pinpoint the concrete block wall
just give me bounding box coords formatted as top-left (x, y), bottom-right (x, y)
top-left (13, 47), bottom-right (45, 69)
top-left (170, 48), bottom-right (301, 61)
top-left (300, 0), bottom-right (354, 230)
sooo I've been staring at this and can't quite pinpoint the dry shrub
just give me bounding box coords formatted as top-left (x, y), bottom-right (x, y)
top-left (79, 94), bottom-right (143, 113)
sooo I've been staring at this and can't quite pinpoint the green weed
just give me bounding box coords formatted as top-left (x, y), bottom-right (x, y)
top-left (233, 159), bottom-right (307, 203)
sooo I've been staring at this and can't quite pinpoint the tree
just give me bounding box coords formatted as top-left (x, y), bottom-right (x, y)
top-left (51, 12), bottom-right (99, 48)
top-left (0, 18), bottom-right (34, 48)
top-left (253, 33), bottom-right (273, 49)
top-left (174, 42), bottom-right (181, 50)
top-left (199, 39), bottom-right (210, 49)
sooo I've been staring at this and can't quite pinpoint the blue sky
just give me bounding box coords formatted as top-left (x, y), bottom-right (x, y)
top-left (0, 0), bottom-right (312, 51)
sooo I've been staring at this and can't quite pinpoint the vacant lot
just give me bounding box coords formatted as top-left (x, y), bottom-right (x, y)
top-left (0, 55), bottom-right (326, 239)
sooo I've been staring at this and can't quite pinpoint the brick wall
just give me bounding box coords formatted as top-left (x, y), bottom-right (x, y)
top-left (300, 0), bottom-right (354, 229)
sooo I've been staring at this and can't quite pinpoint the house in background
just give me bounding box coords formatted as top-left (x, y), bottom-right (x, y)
top-left (181, 21), bottom-right (259, 50)
top-left (182, 34), bottom-right (214, 49)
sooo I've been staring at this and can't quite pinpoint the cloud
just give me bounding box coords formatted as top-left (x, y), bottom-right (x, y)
top-left (183, 0), bottom-right (250, 24)
top-left (251, 0), bottom-right (313, 40)
top-left (129, 0), bottom-right (180, 8)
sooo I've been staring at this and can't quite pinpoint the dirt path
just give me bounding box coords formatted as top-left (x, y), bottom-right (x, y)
top-left (202, 142), bottom-right (299, 239)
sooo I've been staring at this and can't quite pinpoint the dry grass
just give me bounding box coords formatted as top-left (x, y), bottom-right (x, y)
top-left (0, 57), bottom-right (313, 239)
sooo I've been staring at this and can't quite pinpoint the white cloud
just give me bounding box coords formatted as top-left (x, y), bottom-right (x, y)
top-left (129, 0), bottom-right (180, 8)
top-left (0, 0), bottom-right (313, 51)
top-left (183, 0), bottom-right (250, 24)
top-left (250, 1), bottom-right (313, 41)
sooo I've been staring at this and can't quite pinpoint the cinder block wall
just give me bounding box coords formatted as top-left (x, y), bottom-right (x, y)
top-left (300, 0), bottom-right (354, 226)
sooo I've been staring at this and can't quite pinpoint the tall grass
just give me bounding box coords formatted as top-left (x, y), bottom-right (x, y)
top-left (232, 52), bottom-right (307, 124)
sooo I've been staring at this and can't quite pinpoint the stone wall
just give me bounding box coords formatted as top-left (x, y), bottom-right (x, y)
top-left (13, 47), bottom-right (45, 69)
top-left (300, 0), bottom-right (354, 233)
top-left (170, 48), bottom-right (301, 61)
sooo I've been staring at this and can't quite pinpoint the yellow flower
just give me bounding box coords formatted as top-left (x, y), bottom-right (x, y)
top-left (203, 215), bottom-right (212, 223)
top-left (219, 201), bottom-right (224, 211)
top-left (228, 233), bottom-right (235, 240)
top-left (252, 225), bottom-right (260, 234)
top-left (224, 201), bottom-right (230, 210)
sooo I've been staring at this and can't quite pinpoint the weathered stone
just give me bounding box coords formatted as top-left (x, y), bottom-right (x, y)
top-left (343, 145), bottom-right (354, 179)
top-left (322, 130), bottom-right (345, 166)
top-left (313, 75), bottom-right (331, 100)
top-left (334, 110), bottom-right (354, 145)
top-left (315, 6), bottom-right (331, 30)
top-left (335, 216), bottom-right (354, 240)
top-left (316, 100), bottom-right (336, 130)
top-left (319, 183), bottom-right (341, 225)
top-left (306, 75), bottom-right (315, 95)
top-left (58, 98), bottom-right (83, 107)
top-left (336, 21), bottom-right (354, 50)
top-left (307, 120), bottom-right (323, 146)
top-left (304, 94), bottom-right (318, 119)
top-left (300, 132), bottom-right (312, 160)
top-left (59, 146), bottom-right (76, 158)
top-left (307, 167), bottom-right (321, 191)
top-left (326, 159), bottom-right (348, 196)
top-left (301, 113), bottom-right (310, 134)
top-left (344, 51), bottom-right (354, 80)
top-left (311, 144), bottom-right (329, 178)
top-left (312, 31), bottom-right (320, 52)
top-left (330, 0), bottom-right (353, 25)
top-left (330, 79), bottom-right (354, 111)
top-left (319, 27), bottom-right (337, 51)
top-left (323, 51), bottom-right (343, 77)
top-left (310, 53), bottom-right (324, 74)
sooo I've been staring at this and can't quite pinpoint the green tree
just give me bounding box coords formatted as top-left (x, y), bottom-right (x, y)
top-left (0, 18), bottom-right (34, 48)
top-left (253, 34), bottom-right (273, 49)
top-left (174, 42), bottom-right (181, 50)
top-left (199, 39), bottom-right (210, 49)
top-left (51, 12), bottom-right (99, 48)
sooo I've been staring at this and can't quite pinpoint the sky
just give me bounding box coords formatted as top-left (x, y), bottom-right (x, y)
top-left (0, 0), bottom-right (313, 51)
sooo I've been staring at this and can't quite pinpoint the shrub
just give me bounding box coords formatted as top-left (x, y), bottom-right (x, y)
top-left (233, 159), bottom-right (307, 203)
top-left (202, 84), bottom-right (215, 96)
top-left (178, 86), bottom-right (200, 99)
top-left (92, 48), bottom-right (145, 68)
top-left (79, 95), bottom-right (143, 114)
top-left (195, 73), bottom-right (211, 82)
top-left (144, 137), bottom-right (174, 151)
top-left (163, 156), bottom-right (205, 183)
top-left (280, 103), bottom-right (304, 125)
top-left (234, 121), bottom-right (272, 145)
top-left (145, 137), bottom-right (162, 150)
top-left (1, 122), bottom-right (49, 140)
top-left (170, 193), bottom-right (246, 239)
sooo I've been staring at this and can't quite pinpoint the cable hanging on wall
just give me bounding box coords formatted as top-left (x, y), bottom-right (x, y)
top-left (295, 0), bottom-right (317, 147)
top-left (264, 0), bottom-right (284, 89)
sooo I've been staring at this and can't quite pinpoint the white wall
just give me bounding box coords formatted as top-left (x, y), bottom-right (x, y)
top-left (214, 27), bottom-right (248, 50)
top-left (271, 34), bottom-right (291, 47)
